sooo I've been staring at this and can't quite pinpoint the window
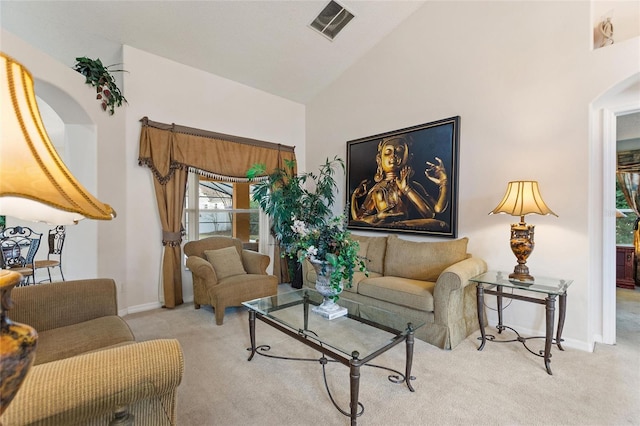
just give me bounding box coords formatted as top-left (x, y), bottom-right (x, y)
top-left (184, 174), bottom-right (260, 243)
top-left (616, 178), bottom-right (637, 245)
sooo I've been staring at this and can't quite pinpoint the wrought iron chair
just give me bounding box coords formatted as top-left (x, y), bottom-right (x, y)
top-left (34, 226), bottom-right (66, 282)
top-left (0, 226), bottom-right (42, 285)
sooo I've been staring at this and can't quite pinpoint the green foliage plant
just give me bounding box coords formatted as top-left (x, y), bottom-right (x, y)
top-left (290, 215), bottom-right (367, 294)
top-left (73, 57), bottom-right (128, 115)
top-left (247, 156), bottom-right (367, 290)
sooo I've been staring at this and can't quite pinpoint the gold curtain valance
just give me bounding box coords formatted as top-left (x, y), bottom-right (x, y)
top-left (138, 117), bottom-right (296, 184)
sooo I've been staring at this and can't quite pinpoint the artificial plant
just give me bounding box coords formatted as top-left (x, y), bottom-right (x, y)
top-left (247, 156), bottom-right (345, 284)
top-left (73, 57), bottom-right (127, 115)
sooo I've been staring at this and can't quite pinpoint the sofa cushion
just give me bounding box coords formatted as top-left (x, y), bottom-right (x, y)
top-left (34, 315), bottom-right (135, 365)
top-left (343, 270), bottom-right (382, 294)
top-left (352, 235), bottom-right (387, 274)
top-left (384, 235), bottom-right (469, 281)
top-left (357, 240), bottom-right (368, 259)
top-left (205, 246), bottom-right (247, 280)
top-left (358, 276), bottom-right (436, 312)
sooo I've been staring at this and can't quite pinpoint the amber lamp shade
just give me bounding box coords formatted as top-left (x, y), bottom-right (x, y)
top-left (0, 52), bottom-right (116, 224)
top-left (489, 181), bottom-right (557, 281)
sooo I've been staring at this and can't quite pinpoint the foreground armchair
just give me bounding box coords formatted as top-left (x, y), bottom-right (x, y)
top-left (184, 236), bottom-right (278, 325)
top-left (0, 279), bottom-right (184, 425)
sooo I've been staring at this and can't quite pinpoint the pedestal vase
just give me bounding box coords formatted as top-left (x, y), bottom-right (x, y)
top-left (309, 259), bottom-right (347, 320)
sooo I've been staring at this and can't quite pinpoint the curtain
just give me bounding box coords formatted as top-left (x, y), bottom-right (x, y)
top-left (617, 172), bottom-right (640, 266)
top-left (138, 117), bottom-right (296, 307)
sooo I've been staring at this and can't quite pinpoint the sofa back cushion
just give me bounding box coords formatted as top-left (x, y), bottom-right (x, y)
top-left (352, 235), bottom-right (387, 274)
top-left (384, 235), bottom-right (469, 281)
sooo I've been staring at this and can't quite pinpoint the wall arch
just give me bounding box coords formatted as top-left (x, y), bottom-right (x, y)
top-left (35, 79), bottom-right (93, 125)
top-left (591, 71), bottom-right (640, 346)
top-left (27, 78), bottom-right (100, 281)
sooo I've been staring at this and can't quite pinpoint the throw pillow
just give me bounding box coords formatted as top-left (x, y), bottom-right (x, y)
top-left (357, 241), bottom-right (369, 257)
top-left (204, 246), bottom-right (247, 280)
top-left (384, 235), bottom-right (469, 281)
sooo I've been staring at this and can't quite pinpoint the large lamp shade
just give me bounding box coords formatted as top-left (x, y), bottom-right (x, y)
top-left (0, 52), bottom-right (116, 224)
top-left (489, 181), bottom-right (556, 219)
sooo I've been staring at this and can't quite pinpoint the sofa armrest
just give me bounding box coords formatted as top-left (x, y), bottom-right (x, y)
top-left (433, 257), bottom-right (487, 325)
top-left (186, 255), bottom-right (218, 285)
top-left (241, 250), bottom-right (270, 275)
top-left (0, 339), bottom-right (184, 426)
top-left (11, 278), bottom-right (118, 332)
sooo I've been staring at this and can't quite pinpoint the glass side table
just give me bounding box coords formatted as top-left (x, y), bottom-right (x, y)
top-left (469, 270), bottom-right (573, 375)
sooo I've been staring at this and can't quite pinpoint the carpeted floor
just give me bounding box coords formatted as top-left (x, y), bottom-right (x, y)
top-left (124, 285), bottom-right (640, 425)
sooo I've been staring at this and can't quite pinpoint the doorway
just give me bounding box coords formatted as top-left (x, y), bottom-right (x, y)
top-left (598, 73), bottom-right (640, 345)
top-left (614, 112), bottom-right (640, 345)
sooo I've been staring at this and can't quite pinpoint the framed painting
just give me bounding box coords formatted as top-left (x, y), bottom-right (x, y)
top-left (346, 116), bottom-right (460, 237)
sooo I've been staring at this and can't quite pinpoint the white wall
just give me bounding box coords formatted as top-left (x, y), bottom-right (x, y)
top-left (2, 31), bottom-right (305, 312)
top-left (122, 46), bottom-right (305, 311)
top-left (306, 1), bottom-right (640, 350)
top-left (1, 29), bottom-right (126, 288)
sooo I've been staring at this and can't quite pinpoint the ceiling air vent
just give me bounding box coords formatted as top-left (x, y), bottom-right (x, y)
top-left (310, 1), bottom-right (354, 41)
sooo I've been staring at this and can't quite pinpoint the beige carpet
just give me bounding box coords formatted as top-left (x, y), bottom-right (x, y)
top-left (124, 285), bottom-right (640, 425)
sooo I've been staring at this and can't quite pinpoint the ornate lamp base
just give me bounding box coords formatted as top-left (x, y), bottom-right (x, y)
top-left (509, 222), bottom-right (535, 282)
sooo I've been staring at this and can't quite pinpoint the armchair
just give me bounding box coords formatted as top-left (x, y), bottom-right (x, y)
top-left (184, 237), bottom-right (278, 325)
top-left (0, 278), bottom-right (184, 425)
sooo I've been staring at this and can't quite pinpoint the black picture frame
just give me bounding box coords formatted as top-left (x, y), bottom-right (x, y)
top-left (346, 116), bottom-right (460, 238)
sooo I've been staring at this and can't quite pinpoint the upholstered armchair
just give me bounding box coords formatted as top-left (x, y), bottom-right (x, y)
top-left (1, 279), bottom-right (184, 425)
top-left (184, 237), bottom-right (278, 325)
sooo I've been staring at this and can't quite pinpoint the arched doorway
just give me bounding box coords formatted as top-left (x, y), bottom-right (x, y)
top-left (32, 79), bottom-right (100, 280)
top-left (594, 72), bottom-right (640, 345)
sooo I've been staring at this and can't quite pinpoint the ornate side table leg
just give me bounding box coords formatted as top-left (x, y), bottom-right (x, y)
top-left (476, 284), bottom-right (486, 351)
top-left (405, 323), bottom-right (416, 392)
top-left (247, 310), bottom-right (257, 361)
top-left (303, 292), bottom-right (309, 331)
top-left (349, 352), bottom-right (361, 426)
top-left (556, 292), bottom-right (567, 351)
top-left (544, 295), bottom-right (556, 375)
top-left (497, 285), bottom-right (503, 333)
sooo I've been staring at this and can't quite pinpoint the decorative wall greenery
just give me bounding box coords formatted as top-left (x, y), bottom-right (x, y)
top-left (73, 57), bottom-right (127, 115)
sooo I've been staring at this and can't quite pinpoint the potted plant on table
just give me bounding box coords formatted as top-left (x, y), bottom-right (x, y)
top-left (247, 157), bottom-right (366, 295)
top-left (290, 214), bottom-right (366, 296)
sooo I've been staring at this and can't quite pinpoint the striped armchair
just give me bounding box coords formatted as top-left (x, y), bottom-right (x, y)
top-left (0, 279), bottom-right (184, 425)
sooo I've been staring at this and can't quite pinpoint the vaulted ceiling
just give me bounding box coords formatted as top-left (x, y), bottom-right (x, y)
top-left (0, 1), bottom-right (425, 103)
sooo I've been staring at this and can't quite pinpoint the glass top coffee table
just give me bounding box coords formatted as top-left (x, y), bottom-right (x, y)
top-left (243, 288), bottom-right (425, 425)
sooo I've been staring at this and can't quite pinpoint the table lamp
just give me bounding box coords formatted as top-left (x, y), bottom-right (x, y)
top-left (0, 52), bottom-right (115, 415)
top-left (489, 181), bottom-right (557, 281)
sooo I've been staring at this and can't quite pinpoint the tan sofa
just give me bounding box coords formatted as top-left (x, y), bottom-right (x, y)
top-left (303, 234), bottom-right (487, 350)
top-left (0, 279), bottom-right (184, 426)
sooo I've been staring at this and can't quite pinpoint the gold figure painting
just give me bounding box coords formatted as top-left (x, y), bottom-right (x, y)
top-left (347, 117), bottom-right (460, 237)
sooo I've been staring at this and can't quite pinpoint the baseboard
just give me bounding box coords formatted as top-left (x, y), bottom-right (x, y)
top-left (119, 295), bottom-right (194, 316)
